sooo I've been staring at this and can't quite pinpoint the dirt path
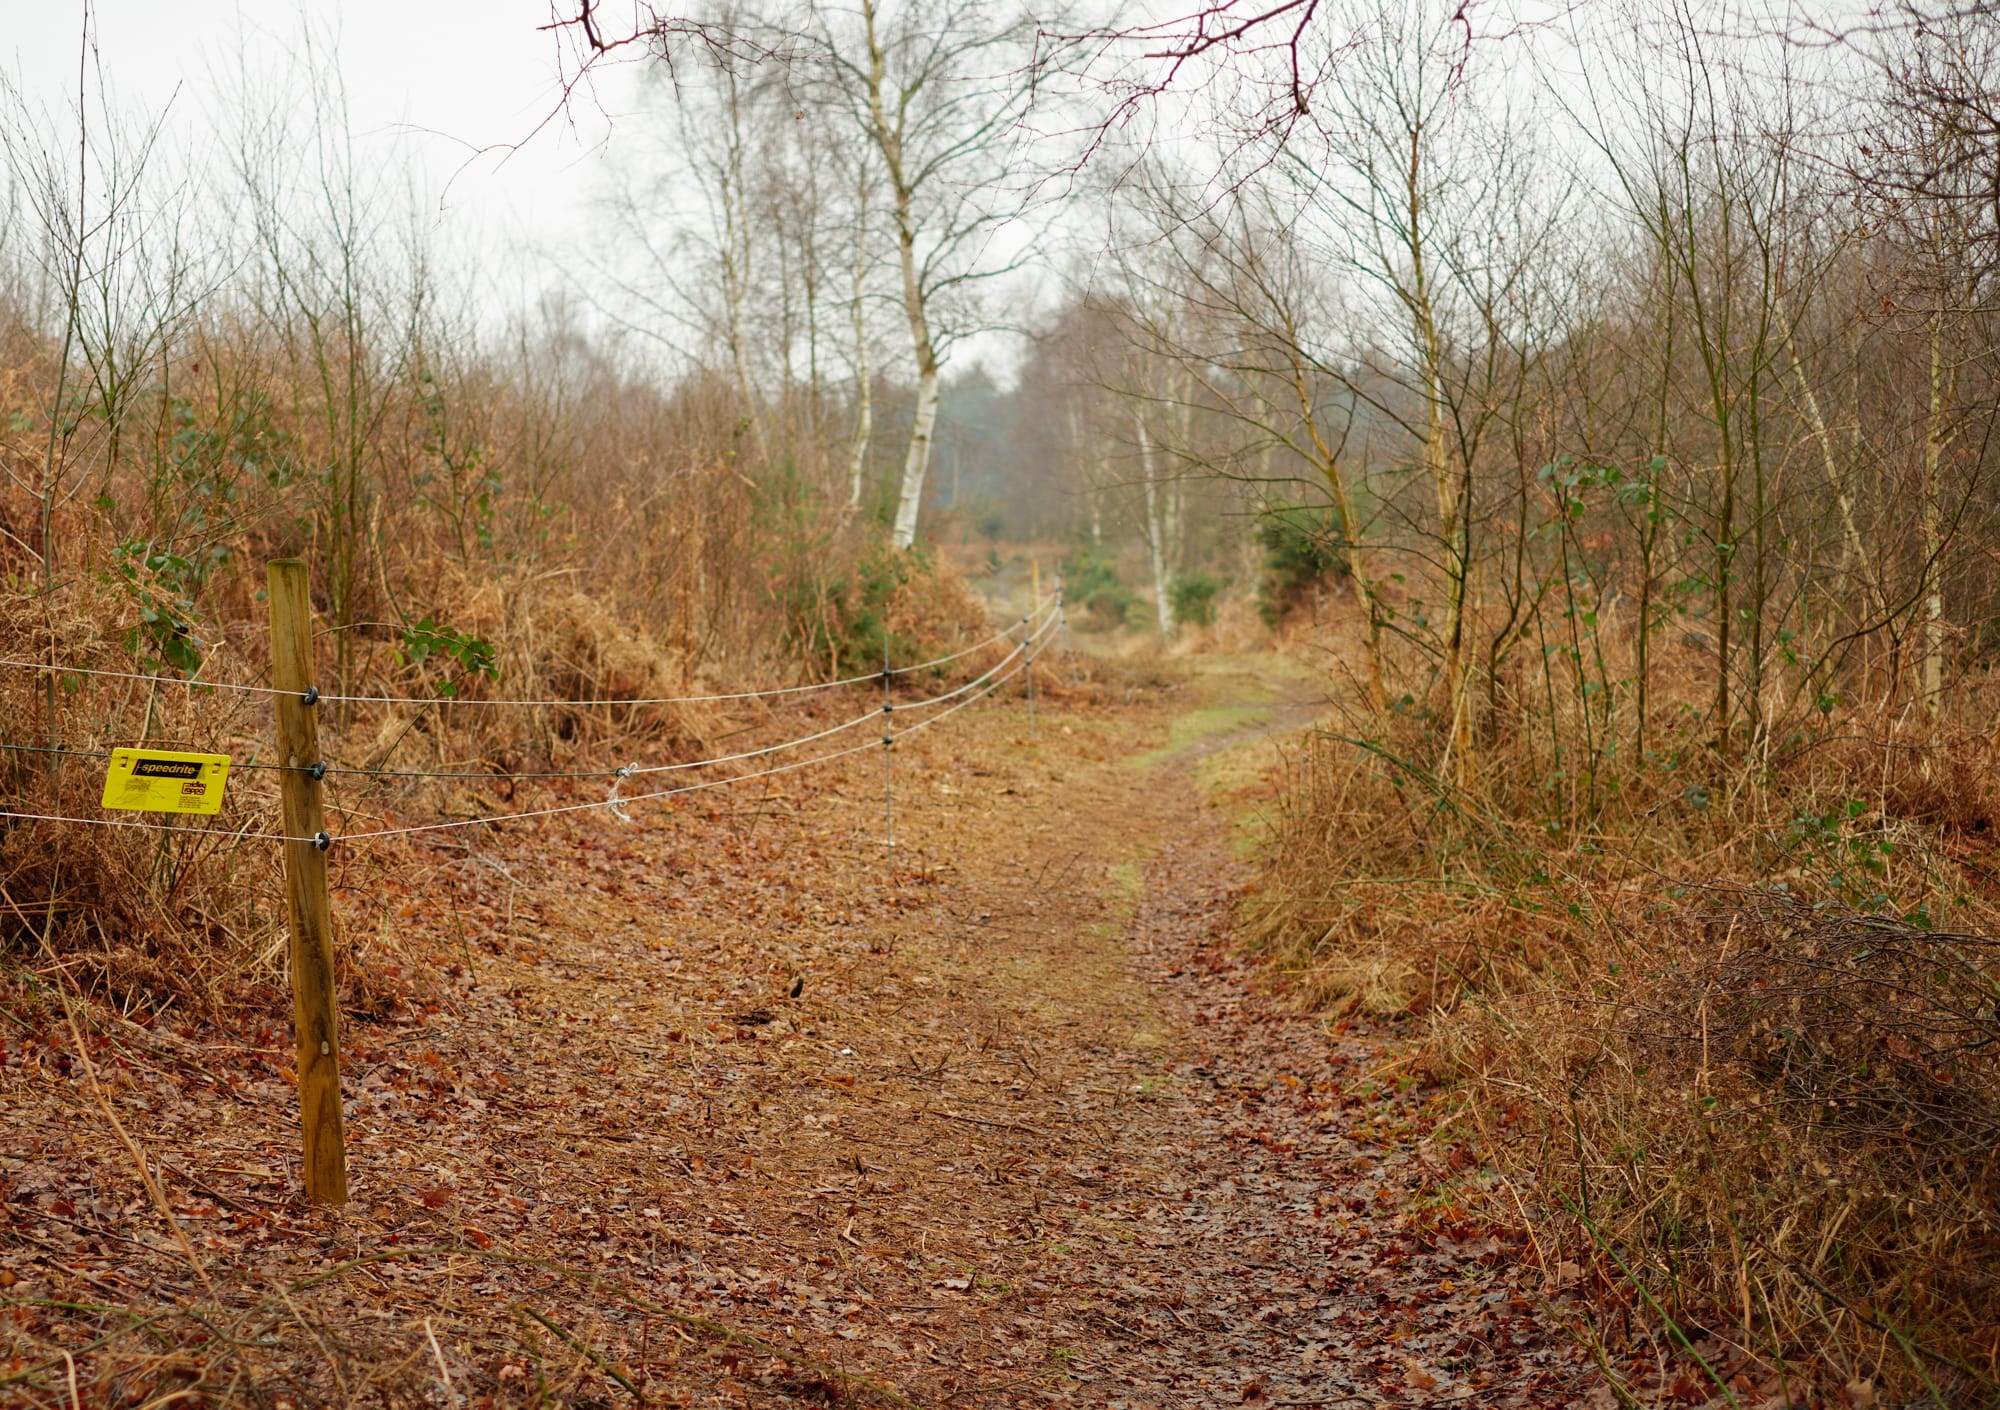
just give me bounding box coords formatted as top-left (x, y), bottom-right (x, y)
top-left (0, 654), bottom-right (1596, 1407)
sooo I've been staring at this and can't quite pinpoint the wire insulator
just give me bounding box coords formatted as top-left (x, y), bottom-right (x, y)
top-left (312, 831), bottom-right (331, 851)
top-left (301, 686), bottom-right (319, 706)
top-left (307, 761), bottom-right (328, 781)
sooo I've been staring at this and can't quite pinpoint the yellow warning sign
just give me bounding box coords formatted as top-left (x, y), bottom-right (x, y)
top-left (100, 748), bottom-right (232, 815)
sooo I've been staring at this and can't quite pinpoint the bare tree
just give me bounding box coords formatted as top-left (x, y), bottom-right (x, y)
top-left (808, 0), bottom-right (1045, 549)
top-left (224, 25), bottom-right (428, 699)
top-left (1852, 8), bottom-right (2000, 717)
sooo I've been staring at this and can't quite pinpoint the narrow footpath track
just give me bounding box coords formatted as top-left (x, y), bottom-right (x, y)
top-left (0, 656), bottom-right (1597, 1407)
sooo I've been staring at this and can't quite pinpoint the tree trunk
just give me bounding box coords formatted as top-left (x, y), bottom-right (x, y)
top-left (1282, 343), bottom-right (1386, 711)
top-left (1405, 129), bottom-right (1473, 775)
top-left (892, 364), bottom-right (939, 549)
top-left (863, 0), bottom-right (939, 551)
top-left (717, 71), bottom-right (765, 465)
top-left (1922, 308), bottom-right (1950, 717)
top-left (1780, 304), bottom-right (1878, 620)
top-left (1135, 411), bottom-right (1172, 636)
top-left (845, 183), bottom-right (872, 514)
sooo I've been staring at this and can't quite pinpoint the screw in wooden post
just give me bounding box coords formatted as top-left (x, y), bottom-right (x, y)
top-left (266, 559), bottom-right (348, 1205)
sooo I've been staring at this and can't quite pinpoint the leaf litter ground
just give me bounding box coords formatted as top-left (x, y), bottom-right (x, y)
top-left (0, 658), bottom-right (1599, 1406)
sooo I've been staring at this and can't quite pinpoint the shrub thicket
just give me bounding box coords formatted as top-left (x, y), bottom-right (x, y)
top-left (1255, 503), bottom-right (1346, 625)
top-left (1061, 546), bottom-right (1135, 630)
top-left (1168, 570), bottom-right (1221, 629)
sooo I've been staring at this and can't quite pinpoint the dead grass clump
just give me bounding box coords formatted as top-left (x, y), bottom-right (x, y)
top-left (1244, 720), bottom-right (1573, 1014)
top-left (1806, 726), bottom-right (2000, 839)
top-left (1653, 896), bottom-right (2000, 1153)
top-left (883, 551), bottom-right (990, 660)
top-left (0, 822), bottom-right (284, 1010)
top-left (1448, 894), bottom-right (2000, 1403)
top-left (342, 562), bottom-right (717, 781)
top-left (0, 576), bottom-right (295, 1014)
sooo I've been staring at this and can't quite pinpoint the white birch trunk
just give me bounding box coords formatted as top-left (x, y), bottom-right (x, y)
top-left (1135, 411), bottom-right (1172, 636)
top-left (892, 365), bottom-right (939, 549)
top-left (1923, 309), bottom-right (1949, 717)
top-left (864, 0), bottom-right (940, 551)
top-left (845, 182), bottom-right (872, 514)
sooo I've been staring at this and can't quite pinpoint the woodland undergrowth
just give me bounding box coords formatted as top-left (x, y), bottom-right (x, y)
top-left (1252, 617), bottom-right (2000, 1408)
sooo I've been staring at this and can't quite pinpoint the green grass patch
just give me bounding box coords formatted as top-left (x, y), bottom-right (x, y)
top-left (1128, 703), bottom-right (1275, 771)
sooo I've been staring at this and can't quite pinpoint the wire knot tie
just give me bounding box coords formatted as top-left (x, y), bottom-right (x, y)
top-left (608, 762), bottom-right (638, 823)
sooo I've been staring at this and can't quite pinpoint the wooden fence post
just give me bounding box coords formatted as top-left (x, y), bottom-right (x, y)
top-left (267, 559), bottom-right (348, 1205)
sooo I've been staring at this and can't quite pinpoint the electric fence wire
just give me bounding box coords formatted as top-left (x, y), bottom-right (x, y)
top-left (0, 609), bottom-right (1058, 847)
top-left (619, 608), bottom-right (1055, 780)
top-left (0, 606), bottom-right (1056, 785)
top-left (0, 664), bottom-right (282, 697)
top-left (0, 595), bottom-right (1058, 708)
top-left (0, 811), bottom-right (296, 843)
top-left (0, 592), bottom-right (1064, 780)
top-left (0, 741), bottom-right (298, 771)
top-left (318, 597), bottom-right (1057, 710)
top-left (336, 645), bottom-right (1043, 843)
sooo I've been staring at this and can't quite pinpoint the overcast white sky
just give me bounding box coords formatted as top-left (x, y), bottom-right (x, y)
top-left (7, 2), bottom-right (628, 279)
top-left (7, 0), bottom-right (1841, 386)
top-left (6, 0), bottom-right (1067, 376)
